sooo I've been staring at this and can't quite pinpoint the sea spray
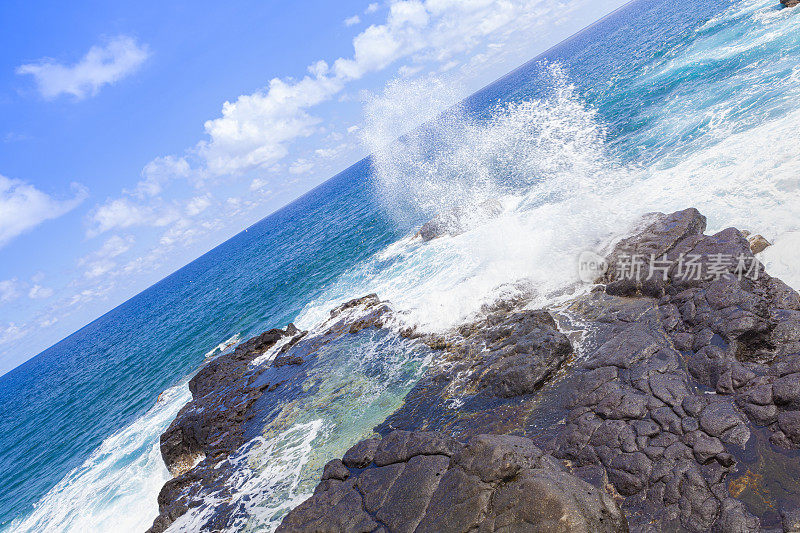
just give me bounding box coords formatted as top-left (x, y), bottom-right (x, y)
top-left (298, 63), bottom-right (640, 334)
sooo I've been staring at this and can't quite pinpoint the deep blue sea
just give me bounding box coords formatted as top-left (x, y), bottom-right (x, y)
top-left (2, 0), bottom-right (800, 530)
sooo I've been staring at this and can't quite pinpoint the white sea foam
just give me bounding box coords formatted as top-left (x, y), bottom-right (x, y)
top-left (167, 324), bottom-right (431, 532)
top-left (6, 383), bottom-right (191, 533)
top-left (298, 0), bottom-right (800, 336)
top-left (205, 333), bottom-right (241, 359)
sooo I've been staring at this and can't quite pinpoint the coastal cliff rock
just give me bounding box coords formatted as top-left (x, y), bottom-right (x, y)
top-left (554, 208), bottom-right (800, 531)
top-left (160, 325), bottom-right (302, 478)
top-left (377, 307), bottom-right (573, 439)
top-left (278, 431), bottom-right (627, 533)
top-left (151, 208), bottom-right (800, 533)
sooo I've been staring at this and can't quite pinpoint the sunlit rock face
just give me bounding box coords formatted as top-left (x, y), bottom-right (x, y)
top-left (278, 431), bottom-right (627, 533)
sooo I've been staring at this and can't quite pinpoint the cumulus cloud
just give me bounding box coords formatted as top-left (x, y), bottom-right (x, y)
top-left (250, 177), bottom-right (272, 192)
top-left (28, 285), bottom-right (54, 300)
top-left (289, 159), bottom-right (315, 175)
top-left (78, 235), bottom-right (135, 279)
top-left (88, 199), bottom-right (154, 235)
top-left (186, 195), bottom-right (212, 216)
top-left (133, 156), bottom-right (191, 198)
top-left (198, 75), bottom-right (343, 176)
top-left (0, 279), bottom-right (19, 304)
top-left (17, 36), bottom-right (149, 100)
top-left (366, 3), bottom-right (380, 14)
top-left (345, 15), bottom-right (362, 26)
top-left (87, 196), bottom-right (188, 236)
top-left (0, 175), bottom-right (87, 249)
top-left (0, 323), bottom-right (27, 345)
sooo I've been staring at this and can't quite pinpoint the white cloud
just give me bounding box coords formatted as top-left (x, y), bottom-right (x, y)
top-left (345, 15), bottom-right (362, 26)
top-left (83, 259), bottom-right (116, 279)
top-left (366, 3), bottom-right (380, 13)
top-left (39, 316), bottom-right (58, 328)
top-left (315, 145), bottom-right (346, 159)
top-left (28, 285), bottom-right (54, 299)
top-left (0, 175), bottom-right (87, 249)
top-left (159, 218), bottom-right (202, 247)
top-left (17, 36), bottom-right (149, 100)
top-left (198, 75), bottom-right (343, 176)
top-left (88, 198), bottom-right (178, 236)
top-left (78, 235), bottom-right (135, 279)
top-left (0, 279), bottom-right (19, 303)
top-left (289, 159), bottom-right (315, 175)
top-left (3, 132), bottom-right (31, 143)
top-left (98, 235), bottom-right (135, 258)
top-left (88, 199), bottom-right (149, 234)
top-left (133, 156), bottom-right (191, 198)
top-left (186, 195), bottom-right (212, 216)
top-left (67, 285), bottom-right (113, 307)
top-left (0, 323), bottom-right (27, 345)
top-left (250, 177), bottom-right (272, 192)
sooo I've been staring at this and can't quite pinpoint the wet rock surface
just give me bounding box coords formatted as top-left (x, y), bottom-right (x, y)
top-left (148, 295), bottom-right (397, 533)
top-left (160, 325), bottom-right (302, 478)
top-left (378, 307), bottom-right (573, 439)
top-left (415, 199), bottom-right (503, 241)
top-left (278, 431), bottom-right (627, 533)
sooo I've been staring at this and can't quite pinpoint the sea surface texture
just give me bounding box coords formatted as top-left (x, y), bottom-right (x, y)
top-left (2, 0), bottom-right (800, 530)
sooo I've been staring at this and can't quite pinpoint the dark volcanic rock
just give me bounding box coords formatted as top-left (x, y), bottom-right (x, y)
top-left (416, 199), bottom-right (503, 241)
top-left (148, 295), bottom-right (395, 533)
top-left (154, 208), bottom-right (800, 533)
top-left (782, 0), bottom-right (800, 7)
top-left (376, 307), bottom-right (572, 439)
top-left (160, 326), bottom-right (302, 478)
top-left (278, 431), bottom-right (627, 533)
top-left (551, 208), bottom-right (800, 531)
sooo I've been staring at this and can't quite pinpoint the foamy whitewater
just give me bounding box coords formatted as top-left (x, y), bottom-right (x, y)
top-left (3, 0), bottom-right (800, 530)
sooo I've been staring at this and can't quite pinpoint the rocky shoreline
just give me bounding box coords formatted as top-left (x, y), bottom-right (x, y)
top-left (148, 208), bottom-right (800, 532)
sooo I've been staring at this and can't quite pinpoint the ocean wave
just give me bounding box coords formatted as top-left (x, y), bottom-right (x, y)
top-left (5, 384), bottom-right (191, 533)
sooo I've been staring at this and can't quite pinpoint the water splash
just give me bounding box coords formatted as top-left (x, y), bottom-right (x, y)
top-left (299, 64), bottom-right (639, 333)
top-left (364, 65), bottom-right (619, 223)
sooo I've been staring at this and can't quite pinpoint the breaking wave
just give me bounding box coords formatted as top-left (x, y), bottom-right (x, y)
top-left (5, 384), bottom-right (191, 533)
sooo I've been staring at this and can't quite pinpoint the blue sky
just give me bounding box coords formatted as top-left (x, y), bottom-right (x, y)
top-left (0, 0), bottom-right (626, 375)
